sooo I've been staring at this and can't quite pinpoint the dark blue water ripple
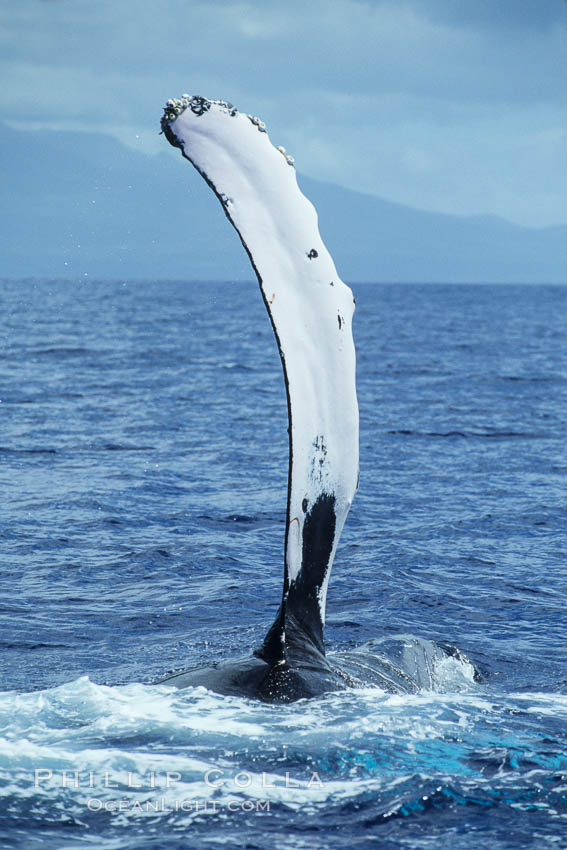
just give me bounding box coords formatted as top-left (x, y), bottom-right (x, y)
top-left (1, 280), bottom-right (566, 848)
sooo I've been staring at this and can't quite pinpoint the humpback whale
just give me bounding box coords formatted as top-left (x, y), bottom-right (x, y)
top-left (158, 95), bottom-right (476, 701)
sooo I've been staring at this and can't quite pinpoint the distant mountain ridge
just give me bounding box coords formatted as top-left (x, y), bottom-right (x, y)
top-left (1, 122), bottom-right (565, 283)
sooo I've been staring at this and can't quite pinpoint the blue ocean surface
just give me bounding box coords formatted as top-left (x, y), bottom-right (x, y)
top-left (0, 279), bottom-right (566, 849)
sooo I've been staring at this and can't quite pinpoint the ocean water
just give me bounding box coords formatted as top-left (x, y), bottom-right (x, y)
top-left (0, 279), bottom-right (566, 848)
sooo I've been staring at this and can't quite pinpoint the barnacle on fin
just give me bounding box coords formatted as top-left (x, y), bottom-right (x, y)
top-left (247, 114), bottom-right (267, 133)
top-left (276, 145), bottom-right (295, 168)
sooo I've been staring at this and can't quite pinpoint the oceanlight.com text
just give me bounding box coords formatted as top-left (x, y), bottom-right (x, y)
top-left (86, 798), bottom-right (271, 813)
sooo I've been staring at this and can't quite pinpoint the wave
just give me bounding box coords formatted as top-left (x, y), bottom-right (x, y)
top-left (0, 446), bottom-right (57, 454)
top-left (387, 429), bottom-right (546, 439)
top-left (0, 674), bottom-right (566, 844)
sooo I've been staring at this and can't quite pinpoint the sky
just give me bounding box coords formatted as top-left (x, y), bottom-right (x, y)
top-left (2, 0), bottom-right (566, 228)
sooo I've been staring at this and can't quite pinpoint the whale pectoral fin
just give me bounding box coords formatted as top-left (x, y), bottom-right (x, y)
top-left (162, 95), bottom-right (359, 672)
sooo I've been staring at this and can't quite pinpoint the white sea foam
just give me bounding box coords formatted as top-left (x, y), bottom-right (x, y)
top-left (1, 672), bottom-right (566, 837)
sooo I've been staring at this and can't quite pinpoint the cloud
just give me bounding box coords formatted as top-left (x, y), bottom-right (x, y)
top-left (1, 0), bottom-right (566, 226)
top-left (405, 0), bottom-right (567, 32)
top-left (282, 90), bottom-right (567, 227)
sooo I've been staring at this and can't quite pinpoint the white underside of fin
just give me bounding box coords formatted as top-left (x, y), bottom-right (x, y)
top-left (163, 97), bottom-right (359, 623)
